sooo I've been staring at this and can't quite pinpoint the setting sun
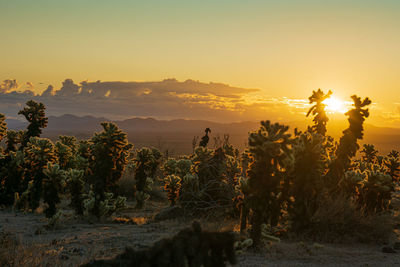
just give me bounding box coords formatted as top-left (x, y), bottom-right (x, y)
top-left (323, 96), bottom-right (347, 114)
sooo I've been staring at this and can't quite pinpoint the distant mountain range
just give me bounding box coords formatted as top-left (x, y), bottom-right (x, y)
top-left (6, 114), bottom-right (400, 155)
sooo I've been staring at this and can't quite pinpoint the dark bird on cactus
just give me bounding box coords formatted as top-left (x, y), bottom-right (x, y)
top-left (199, 128), bottom-right (211, 147)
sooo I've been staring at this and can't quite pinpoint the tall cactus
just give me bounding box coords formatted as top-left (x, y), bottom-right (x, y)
top-left (66, 169), bottom-right (85, 215)
top-left (43, 163), bottom-right (65, 218)
top-left (246, 121), bottom-right (293, 247)
top-left (89, 122), bottom-right (132, 217)
top-left (24, 137), bottom-right (57, 210)
top-left (289, 132), bottom-right (327, 231)
top-left (18, 100), bottom-right (48, 147)
top-left (306, 89), bottom-right (332, 136)
top-left (328, 95), bottom-right (371, 186)
top-left (133, 147), bottom-right (161, 209)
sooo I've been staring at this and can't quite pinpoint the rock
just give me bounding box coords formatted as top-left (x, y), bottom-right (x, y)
top-left (154, 206), bottom-right (184, 222)
top-left (382, 246), bottom-right (396, 253)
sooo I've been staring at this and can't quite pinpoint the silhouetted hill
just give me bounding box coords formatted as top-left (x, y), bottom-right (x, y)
top-left (6, 114), bottom-right (400, 156)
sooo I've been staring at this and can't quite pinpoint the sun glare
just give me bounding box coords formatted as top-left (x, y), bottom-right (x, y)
top-left (323, 97), bottom-right (347, 114)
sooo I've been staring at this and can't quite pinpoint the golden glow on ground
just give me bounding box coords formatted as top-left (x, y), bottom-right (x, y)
top-left (323, 96), bottom-right (348, 114)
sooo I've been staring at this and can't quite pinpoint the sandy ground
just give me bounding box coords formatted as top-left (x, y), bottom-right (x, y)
top-left (1, 199), bottom-right (400, 267)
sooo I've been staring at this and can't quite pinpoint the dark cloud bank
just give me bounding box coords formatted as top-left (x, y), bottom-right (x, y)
top-left (0, 78), bottom-right (302, 123)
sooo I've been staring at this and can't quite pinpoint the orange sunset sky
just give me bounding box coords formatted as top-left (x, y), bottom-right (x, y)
top-left (1, 0), bottom-right (400, 127)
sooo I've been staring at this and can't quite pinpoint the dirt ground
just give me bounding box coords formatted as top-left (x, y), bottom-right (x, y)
top-left (1, 200), bottom-right (400, 267)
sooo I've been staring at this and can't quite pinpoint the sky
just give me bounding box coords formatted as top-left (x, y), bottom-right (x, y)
top-left (1, 0), bottom-right (400, 127)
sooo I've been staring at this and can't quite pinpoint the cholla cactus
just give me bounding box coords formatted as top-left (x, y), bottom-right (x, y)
top-left (361, 166), bottom-right (394, 212)
top-left (55, 135), bottom-right (78, 170)
top-left (342, 169), bottom-right (365, 196)
top-left (384, 156), bottom-right (400, 183)
top-left (361, 144), bottom-right (378, 163)
top-left (176, 159), bottom-right (192, 177)
top-left (235, 176), bottom-right (250, 233)
top-left (66, 169), bottom-right (85, 215)
top-left (164, 174), bottom-right (182, 206)
top-left (0, 113), bottom-right (7, 142)
top-left (0, 150), bottom-right (25, 206)
top-left (58, 135), bottom-right (78, 153)
top-left (55, 142), bottom-right (73, 170)
top-left (4, 130), bottom-right (23, 153)
top-left (24, 137), bottom-right (57, 210)
top-left (246, 121), bottom-right (293, 247)
top-left (83, 190), bottom-right (126, 218)
top-left (162, 158), bottom-right (178, 176)
top-left (328, 95), bottom-right (371, 187)
top-left (134, 147), bottom-right (161, 209)
top-left (388, 150), bottom-right (399, 159)
top-left (222, 134), bottom-right (239, 157)
top-left (306, 89), bottom-right (332, 136)
top-left (43, 163), bottom-right (66, 218)
top-left (240, 151), bottom-right (252, 177)
top-left (225, 155), bottom-right (241, 186)
top-left (289, 132), bottom-right (328, 231)
top-left (89, 122), bottom-right (132, 217)
top-left (18, 100), bottom-right (48, 147)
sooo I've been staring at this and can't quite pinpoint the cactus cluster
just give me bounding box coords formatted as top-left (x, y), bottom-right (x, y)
top-left (0, 101), bottom-right (132, 220)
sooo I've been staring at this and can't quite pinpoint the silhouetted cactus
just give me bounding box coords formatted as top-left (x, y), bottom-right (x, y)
top-left (83, 190), bottom-right (126, 218)
top-left (388, 150), bottom-right (399, 159)
top-left (328, 95), bottom-right (371, 186)
top-left (164, 174), bottom-right (181, 206)
top-left (18, 100), bottom-right (48, 147)
top-left (306, 89), bottom-right (332, 136)
top-left (289, 132), bottom-right (328, 231)
top-left (361, 144), bottom-right (378, 163)
top-left (0, 150), bottom-right (25, 206)
top-left (66, 169), bottom-right (85, 215)
top-left (246, 121), bottom-right (293, 247)
top-left (55, 141), bottom-right (73, 170)
top-left (88, 122), bottom-right (132, 217)
top-left (133, 147), bottom-right (161, 209)
top-left (384, 156), bottom-right (400, 183)
top-left (4, 130), bottom-right (23, 153)
top-left (360, 164), bottom-right (394, 212)
top-left (24, 137), bottom-right (57, 211)
top-left (43, 163), bottom-right (65, 218)
top-left (55, 135), bottom-right (78, 170)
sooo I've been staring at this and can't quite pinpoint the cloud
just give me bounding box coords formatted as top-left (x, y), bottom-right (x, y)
top-left (0, 79), bottom-right (19, 93)
top-left (0, 78), bottom-right (313, 123)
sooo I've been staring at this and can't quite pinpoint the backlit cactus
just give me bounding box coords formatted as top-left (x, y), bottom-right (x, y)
top-left (89, 122), bottom-right (132, 217)
top-left (246, 120), bottom-right (293, 247)
top-left (18, 100), bottom-right (48, 147)
top-left (164, 174), bottom-right (182, 206)
top-left (24, 137), bottom-right (57, 211)
top-left (43, 163), bottom-right (66, 218)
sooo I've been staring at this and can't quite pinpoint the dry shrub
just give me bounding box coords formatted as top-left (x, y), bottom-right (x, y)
top-left (299, 194), bottom-right (394, 243)
top-left (0, 230), bottom-right (60, 266)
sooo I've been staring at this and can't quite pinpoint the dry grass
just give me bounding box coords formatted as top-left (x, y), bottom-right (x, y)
top-left (293, 194), bottom-right (394, 243)
top-left (0, 230), bottom-right (60, 266)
